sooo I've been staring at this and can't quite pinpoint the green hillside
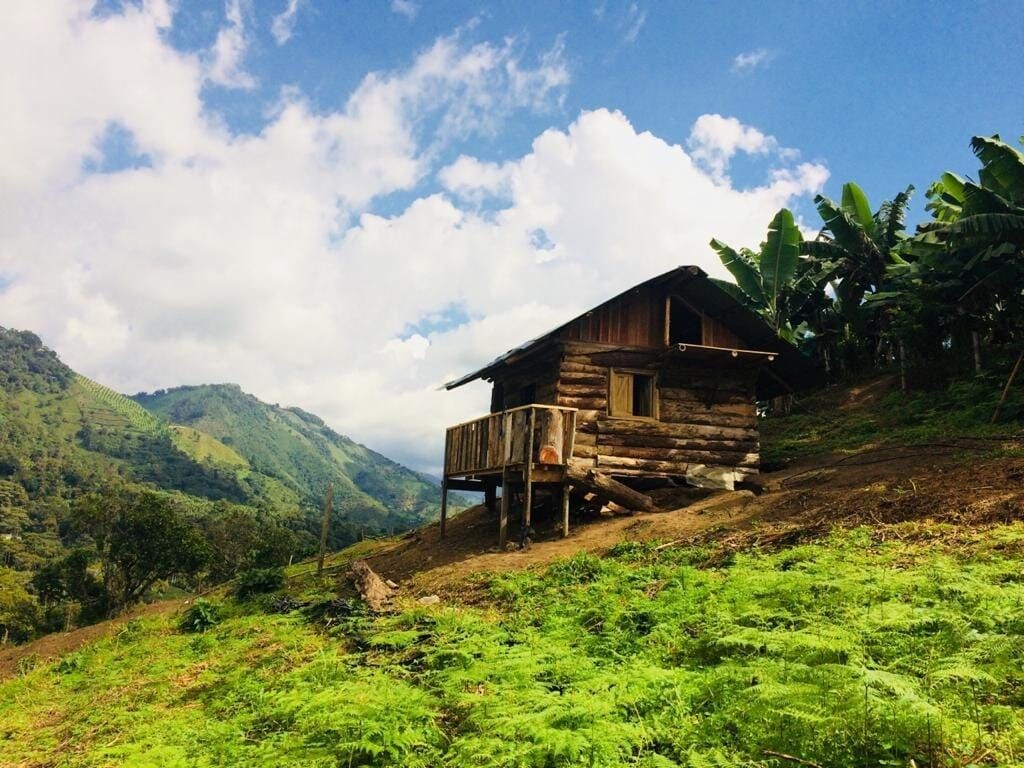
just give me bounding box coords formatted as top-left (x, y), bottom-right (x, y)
top-left (4, 520), bottom-right (1024, 767)
top-left (0, 327), bottom-right (449, 643)
top-left (133, 384), bottom-right (446, 532)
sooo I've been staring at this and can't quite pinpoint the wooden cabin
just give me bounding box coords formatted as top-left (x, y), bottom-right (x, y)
top-left (440, 265), bottom-right (821, 547)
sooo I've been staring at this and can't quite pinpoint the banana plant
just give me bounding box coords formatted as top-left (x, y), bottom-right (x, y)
top-left (710, 208), bottom-right (834, 344)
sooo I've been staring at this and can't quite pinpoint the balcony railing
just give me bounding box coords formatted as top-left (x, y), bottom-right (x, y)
top-left (443, 404), bottom-right (578, 479)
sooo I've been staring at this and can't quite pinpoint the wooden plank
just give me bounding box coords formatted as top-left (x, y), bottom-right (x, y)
top-left (523, 409), bottom-right (536, 539)
top-left (597, 417), bottom-right (756, 441)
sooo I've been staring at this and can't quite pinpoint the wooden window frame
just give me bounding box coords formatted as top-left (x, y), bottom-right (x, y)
top-left (607, 367), bottom-right (659, 421)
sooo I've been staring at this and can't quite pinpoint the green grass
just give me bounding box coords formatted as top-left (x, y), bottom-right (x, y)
top-left (761, 373), bottom-right (1024, 466)
top-left (4, 523), bottom-right (1024, 767)
top-left (168, 425), bottom-right (250, 469)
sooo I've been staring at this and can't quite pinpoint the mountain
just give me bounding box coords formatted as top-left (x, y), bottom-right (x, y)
top-left (132, 384), bottom-right (445, 532)
top-left (0, 326), bottom-right (447, 589)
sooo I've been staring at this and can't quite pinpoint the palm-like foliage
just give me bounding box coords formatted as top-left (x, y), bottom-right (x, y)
top-left (710, 209), bottom-right (833, 343)
top-left (897, 135), bottom-right (1024, 347)
top-left (802, 183), bottom-right (914, 346)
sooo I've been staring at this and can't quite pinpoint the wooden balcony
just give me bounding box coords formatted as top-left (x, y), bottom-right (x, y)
top-left (443, 404), bottom-right (578, 480)
top-left (440, 404), bottom-right (578, 547)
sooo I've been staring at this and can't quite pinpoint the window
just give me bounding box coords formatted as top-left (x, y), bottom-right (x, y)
top-left (669, 297), bottom-right (703, 345)
top-left (609, 370), bottom-right (657, 419)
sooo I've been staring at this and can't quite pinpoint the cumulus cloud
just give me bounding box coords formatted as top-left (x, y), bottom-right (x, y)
top-left (271, 0), bottom-right (302, 45)
top-left (207, 0), bottom-right (256, 89)
top-left (0, 2), bottom-right (827, 475)
top-left (731, 47), bottom-right (773, 73)
top-left (688, 113), bottom-right (796, 183)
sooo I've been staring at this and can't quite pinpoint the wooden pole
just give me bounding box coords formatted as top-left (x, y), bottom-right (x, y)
top-left (498, 472), bottom-right (510, 549)
top-left (561, 483), bottom-right (570, 538)
top-left (439, 479), bottom-right (449, 539)
top-left (316, 482), bottom-right (333, 577)
top-left (484, 482), bottom-right (496, 515)
top-left (991, 349), bottom-right (1024, 424)
top-left (521, 409), bottom-right (536, 547)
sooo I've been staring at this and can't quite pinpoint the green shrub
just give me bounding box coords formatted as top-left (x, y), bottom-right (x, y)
top-left (179, 598), bottom-right (221, 633)
top-left (234, 567), bottom-right (285, 599)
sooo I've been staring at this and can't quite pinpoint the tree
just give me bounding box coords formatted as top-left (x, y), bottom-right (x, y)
top-left (802, 182), bottom-right (915, 367)
top-left (710, 208), bottom-right (834, 344)
top-left (0, 567), bottom-right (39, 644)
top-left (883, 135), bottom-right (1024, 383)
top-left (71, 490), bottom-right (210, 614)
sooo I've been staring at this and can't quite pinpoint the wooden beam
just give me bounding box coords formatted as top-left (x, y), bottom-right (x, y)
top-left (561, 483), bottom-right (571, 538)
top-left (444, 478), bottom-right (488, 492)
top-left (440, 479), bottom-right (448, 539)
top-left (566, 462), bottom-right (655, 511)
top-left (498, 472), bottom-right (511, 549)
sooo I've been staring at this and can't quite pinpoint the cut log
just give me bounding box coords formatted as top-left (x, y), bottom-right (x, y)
top-left (350, 560), bottom-right (393, 612)
top-left (537, 408), bottom-right (564, 464)
top-left (567, 461), bottom-right (656, 512)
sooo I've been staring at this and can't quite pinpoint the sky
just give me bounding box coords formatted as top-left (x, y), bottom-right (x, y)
top-left (2, 0), bottom-right (1022, 474)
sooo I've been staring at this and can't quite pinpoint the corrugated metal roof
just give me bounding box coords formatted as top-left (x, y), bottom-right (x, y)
top-left (444, 265), bottom-right (823, 399)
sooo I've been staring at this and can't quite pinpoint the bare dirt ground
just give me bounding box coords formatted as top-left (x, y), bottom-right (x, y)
top-left (4, 437), bottom-right (1022, 677)
top-left (367, 438), bottom-right (1024, 599)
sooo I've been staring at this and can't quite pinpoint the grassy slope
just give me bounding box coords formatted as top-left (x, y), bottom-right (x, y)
top-left (760, 373), bottom-right (1024, 467)
top-left (133, 385), bottom-right (447, 530)
top-left (2, 524), bottom-right (1023, 767)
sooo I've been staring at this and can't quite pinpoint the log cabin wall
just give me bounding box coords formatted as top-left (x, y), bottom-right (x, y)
top-left (555, 341), bottom-right (760, 480)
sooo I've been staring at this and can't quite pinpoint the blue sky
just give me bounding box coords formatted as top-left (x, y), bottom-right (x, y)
top-left (165, 0), bottom-right (1022, 221)
top-left (1, 0), bottom-right (1021, 472)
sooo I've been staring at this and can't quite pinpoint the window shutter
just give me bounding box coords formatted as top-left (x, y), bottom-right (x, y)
top-left (609, 371), bottom-right (633, 416)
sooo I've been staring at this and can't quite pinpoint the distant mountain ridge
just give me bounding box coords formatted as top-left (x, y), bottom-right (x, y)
top-left (0, 327), bottom-right (449, 581)
top-left (132, 383), bottom-right (445, 531)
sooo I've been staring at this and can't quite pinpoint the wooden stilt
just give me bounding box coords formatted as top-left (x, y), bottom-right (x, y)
top-left (521, 409), bottom-right (536, 547)
top-left (561, 483), bottom-right (570, 538)
top-left (484, 482), bottom-right (496, 515)
top-left (498, 473), bottom-right (510, 549)
top-left (439, 479), bottom-right (448, 539)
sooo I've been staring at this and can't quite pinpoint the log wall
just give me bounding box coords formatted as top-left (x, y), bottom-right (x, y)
top-left (556, 341), bottom-right (760, 482)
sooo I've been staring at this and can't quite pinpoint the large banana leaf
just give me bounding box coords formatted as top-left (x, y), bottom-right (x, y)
top-left (970, 135), bottom-right (1024, 204)
top-left (950, 213), bottom-right (1024, 241)
top-left (814, 195), bottom-right (874, 255)
top-left (875, 185), bottom-right (914, 251)
top-left (709, 239), bottom-right (765, 305)
top-left (841, 182), bottom-right (877, 239)
top-left (758, 208), bottom-right (802, 311)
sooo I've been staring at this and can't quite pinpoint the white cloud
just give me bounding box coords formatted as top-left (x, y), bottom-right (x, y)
top-left (271, 0), bottom-right (302, 45)
top-left (391, 0), bottom-right (419, 20)
top-left (688, 113), bottom-right (779, 182)
top-left (623, 4), bottom-right (647, 43)
top-left (731, 47), bottom-right (773, 73)
top-left (207, 0), bottom-right (256, 89)
top-left (0, 3), bottom-right (827, 476)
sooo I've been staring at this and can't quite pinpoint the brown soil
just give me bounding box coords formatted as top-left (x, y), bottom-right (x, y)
top-left (4, 437), bottom-right (1022, 677)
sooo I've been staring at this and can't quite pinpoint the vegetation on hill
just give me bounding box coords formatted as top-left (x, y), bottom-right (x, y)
top-left (3, 519), bottom-right (1024, 767)
top-left (133, 384), bottom-right (445, 534)
top-left (714, 133), bottom-right (1024, 400)
top-left (0, 329), bottom-right (449, 644)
